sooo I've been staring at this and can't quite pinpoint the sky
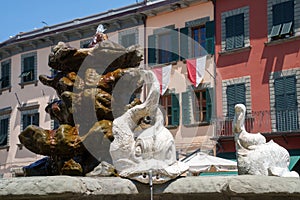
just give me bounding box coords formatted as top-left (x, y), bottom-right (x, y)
top-left (0, 0), bottom-right (139, 42)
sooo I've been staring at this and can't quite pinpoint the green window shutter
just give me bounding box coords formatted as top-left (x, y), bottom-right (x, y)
top-left (171, 28), bottom-right (179, 62)
top-left (192, 91), bottom-right (200, 122)
top-left (226, 86), bottom-right (236, 118)
top-left (171, 93), bottom-right (180, 126)
top-left (205, 21), bottom-right (215, 55)
top-left (274, 77), bottom-right (286, 109)
top-left (180, 27), bottom-right (189, 60)
top-left (0, 118), bottom-right (8, 146)
top-left (33, 113), bottom-right (39, 126)
top-left (226, 14), bottom-right (244, 50)
top-left (235, 14), bottom-right (244, 48)
top-left (273, 1), bottom-right (294, 25)
top-left (22, 114), bottom-right (29, 130)
top-left (226, 83), bottom-right (245, 118)
top-left (274, 76), bottom-right (297, 109)
top-left (206, 88), bottom-right (213, 122)
top-left (182, 91), bottom-right (191, 125)
top-left (235, 83), bottom-right (246, 104)
top-left (274, 75), bottom-right (298, 131)
top-left (225, 15), bottom-right (235, 50)
top-left (148, 34), bottom-right (157, 65)
top-left (1, 62), bottom-right (10, 88)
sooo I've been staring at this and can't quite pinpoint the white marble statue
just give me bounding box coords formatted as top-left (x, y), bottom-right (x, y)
top-left (110, 69), bottom-right (188, 184)
top-left (233, 104), bottom-right (299, 177)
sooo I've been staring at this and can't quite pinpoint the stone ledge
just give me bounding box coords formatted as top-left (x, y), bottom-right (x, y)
top-left (0, 175), bottom-right (300, 200)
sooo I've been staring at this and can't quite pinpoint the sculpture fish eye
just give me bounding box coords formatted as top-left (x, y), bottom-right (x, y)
top-left (135, 144), bottom-right (143, 157)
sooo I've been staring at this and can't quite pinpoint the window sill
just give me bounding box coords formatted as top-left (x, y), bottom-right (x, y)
top-left (184, 121), bottom-right (210, 127)
top-left (0, 86), bottom-right (12, 95)
top-left (181, 54), bottom-right (213, 64)
top-left (264, 35), bottom-right (300, 46)
top-left (218, 46), bottom-right (251, 56)
top-left (19, 80), bottom-right (38, 89)
top-left (166, 125), bottom-right (178, 129)
top-left (151, 61), bottom-right (178, 68)
top-left (0, 145), bottom-right (10, 151)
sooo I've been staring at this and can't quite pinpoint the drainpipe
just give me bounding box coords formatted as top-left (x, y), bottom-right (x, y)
top-left (212, 0), bottom-right (218, 156)
top-left (142, 13), bottom-right (147, 69)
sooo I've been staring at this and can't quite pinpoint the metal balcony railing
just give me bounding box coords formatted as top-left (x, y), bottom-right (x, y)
top-left (215, 108), bottom-right (300, 137)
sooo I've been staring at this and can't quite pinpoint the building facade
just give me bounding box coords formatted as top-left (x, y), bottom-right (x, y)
top-left (145, 0), bottom-right (215, 155)
top-left (0, 0), bottom-right (216, 176)
top-left (214, 0), bottom-right (300, 171)
top-left (0, 2), bottom-right (146, 177)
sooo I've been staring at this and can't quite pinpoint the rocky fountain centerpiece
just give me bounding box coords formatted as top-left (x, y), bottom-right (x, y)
top-left (18, 25), bottom-right (188, 184)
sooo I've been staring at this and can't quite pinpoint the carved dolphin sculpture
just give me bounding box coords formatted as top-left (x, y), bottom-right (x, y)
top-left (110, 70), bottom-right (188, 184)
top-left (233, 104), bottom-right (299, 177)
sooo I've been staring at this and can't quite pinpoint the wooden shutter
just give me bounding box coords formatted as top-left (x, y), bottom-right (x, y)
top-left (192, 91), bottom-right (200, 122)
top-left (226, 84), bottom-right (245, 118)
top-left (205, 21), bottom-right (215, 55)
top-left (226, 14), bottom-right (244, 50)
top-left (235, 14), bottom-right (244, 48)
top-left (33, 113), bottom-right (40, 126)
top-left (206, 88), bottom-right (213, 122)
top-left (1, 62), bottom-right (10, 88)
top-left (180, 27), bottom-right (189, 60)
top-left (171, 28), bottom-right (179, 62)
top-left (225, 15), bottom-right (235, 50)
top-left (171, 93), bottom-right (180, 125)
top-left (0, 118), bottom-right (8, 146)
top-left (22, 114), bottom-right (29, 131)
top-left (274, 76), bottom-right (298, 131)
top-left (148, 34), bottom-right (157, 65)
top-left (182, 91), bottom-right (191, 125)
top-left (273, 1), bottom-right (294, 25)
top-left (274, 77), bottom-right (286, 110)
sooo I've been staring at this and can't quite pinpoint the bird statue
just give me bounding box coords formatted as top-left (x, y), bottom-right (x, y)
top-left (233, 104), bottom-right (299, 177)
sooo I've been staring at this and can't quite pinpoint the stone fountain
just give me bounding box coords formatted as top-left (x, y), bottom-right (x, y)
top-left (1, 27), bottom-right (300, 200)
top-left (18, 25), bottom-right (188, 182)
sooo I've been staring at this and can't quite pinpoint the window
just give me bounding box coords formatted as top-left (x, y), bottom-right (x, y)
top-left (194, 89), bottom-right (208, 123)
top-left (270, 1), bottom-right (294, 40)
top-left (148, 26), bottom-right (179, 65)
top-left (119, 29), bottom-right (138, 48)
top-left (160, 93), bottom-right (179, 126)
top-left (0, 60), bottom-right (11, 89)
top-left (0, 107), bottom-right (11, 147)
top-left (191, 26), bottom-right (206, 57)
top-left (121, 33), bottom-right (136, 48)
top-left (22, 56), bottom-right (35, 82)
top-left (20, 52), bottom-right (37, 86)
top-left (182, 87), bottom-right (212, 125)
top-left (221, 6), bottom-right (249, 52)
top-left (225, 13), bottom-right (244, 50)
top-left (274, 75), bottom-right (298, 131)
top-left (0, 118), bottom-right (9, 146)
top-left (180, 18), bottom-right (215, 59)
top-left (158, 33), bottom-right (172, 64)
top-left (226, 83), bottom-right (246, 118)
top-left (22, 112), bottom-right (39, 130)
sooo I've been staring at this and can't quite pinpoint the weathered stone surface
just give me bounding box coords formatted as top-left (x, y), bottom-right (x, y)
top-left (1, 175), bottom-right (300, 200)
top-left (233, 104), bottom-right (299, 177)
top-left (110, 70), bottom-right (188, 184)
